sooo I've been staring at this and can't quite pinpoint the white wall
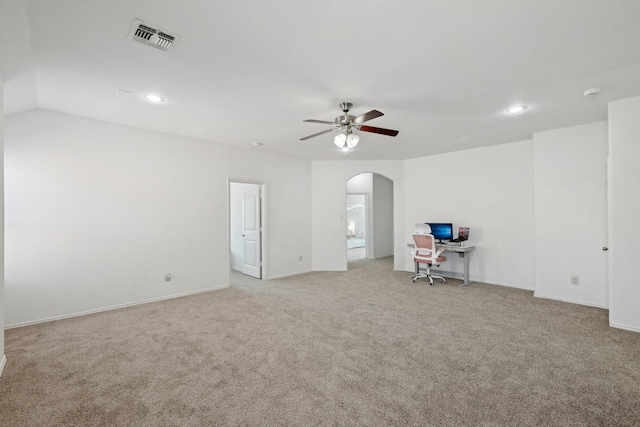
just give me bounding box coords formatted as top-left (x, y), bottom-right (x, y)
top-left (372, 174), bottom-right (394, 258)
top-left (312, 161), bottom-right (404, 271)
top-left (533, 122), bottom-right (609, 308)
top-left (0, 78), bottom-right (6, 375)
top-left (404, 141), bottom-right (535, 288)
top-left (4, 110), bottom-right (312, 327)
top-left (608, 96), bottom-right (640, 332)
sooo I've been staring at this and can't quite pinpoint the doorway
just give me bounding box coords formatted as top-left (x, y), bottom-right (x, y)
top-left (229, 181), bottom-right (264, 279)
top-left (345, 173), bottom-right (394, 266)
top-left (346, 194), bottom-right (367, 261)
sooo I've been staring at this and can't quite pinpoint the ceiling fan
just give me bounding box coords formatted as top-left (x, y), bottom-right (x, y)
top-left (300, 102), bottom-right (399, 151)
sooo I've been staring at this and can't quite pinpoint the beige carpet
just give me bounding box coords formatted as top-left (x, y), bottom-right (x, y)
top-left (1, 257), bottom-right (639, 426)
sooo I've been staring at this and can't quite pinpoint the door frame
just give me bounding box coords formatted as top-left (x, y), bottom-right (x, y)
top-left (228, 179), bottom-right (268, 281)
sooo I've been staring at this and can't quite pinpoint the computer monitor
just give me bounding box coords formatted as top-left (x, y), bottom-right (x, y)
top-left (426, 223), bottom-right (453, 243)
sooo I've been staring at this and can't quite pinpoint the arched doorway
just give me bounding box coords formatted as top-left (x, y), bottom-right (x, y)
top-left (346, 173), bottom-right (394, 266)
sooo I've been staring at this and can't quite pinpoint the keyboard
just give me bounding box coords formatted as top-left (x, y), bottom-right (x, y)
top-left (449, 238), bottom-right (467, 243)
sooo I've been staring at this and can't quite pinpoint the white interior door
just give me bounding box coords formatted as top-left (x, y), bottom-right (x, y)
top-left (242, 185), bottom-right (261, 278)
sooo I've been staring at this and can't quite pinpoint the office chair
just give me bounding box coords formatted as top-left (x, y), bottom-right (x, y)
top-left (411, 224), bottom-right (447, 285)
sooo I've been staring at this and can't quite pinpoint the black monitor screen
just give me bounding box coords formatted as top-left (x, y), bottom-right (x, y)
top-left (427, 223), bottom-right (453, 242)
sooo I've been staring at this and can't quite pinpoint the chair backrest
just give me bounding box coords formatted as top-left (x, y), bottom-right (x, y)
top-left (413, 233), bottom-right (435, 251)
top-left (412, 233), bottom-right (437, 262)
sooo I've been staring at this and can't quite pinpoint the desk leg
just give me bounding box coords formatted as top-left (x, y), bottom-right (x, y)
top-left (459, 252), bottom-right (470, 287)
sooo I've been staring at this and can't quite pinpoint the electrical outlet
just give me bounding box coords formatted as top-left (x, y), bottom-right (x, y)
top-left (165, 273), bottom-right (172, 282)
top-left (570, 276), bottom-right (579, 285)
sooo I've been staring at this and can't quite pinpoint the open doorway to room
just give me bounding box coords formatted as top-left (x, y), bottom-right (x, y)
top-left (346, 194), bottom-right (367, 262)
top-left (345, 173), bottom-right (394, 267)
top-left (229, 181), bottom-right (265, 280)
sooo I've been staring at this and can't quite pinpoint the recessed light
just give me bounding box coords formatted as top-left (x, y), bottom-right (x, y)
top-left (143, 93), bottom-right (165, 103)
top-left (506, 105), bottom-right (527, 115)
top-left (584, 87), bottom-right (602, 98)
top-left (252, 142), bottom-right (264, 147)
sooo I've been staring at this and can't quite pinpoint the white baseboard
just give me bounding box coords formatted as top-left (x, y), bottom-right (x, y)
top-left (477, 280), bottom-right (534, 291)
top-left (0, 355), bottom-right (6, 377)
top-left (411, 268), bottom-right (534, 291)
top-left (5, 285), bottom-right (229, 329)
top-left (534, 292), bottom-right (608, 309)
top-left (267, 269), bottom-right (313, 280)
top-left (609, 322), bottom-right (640, 333)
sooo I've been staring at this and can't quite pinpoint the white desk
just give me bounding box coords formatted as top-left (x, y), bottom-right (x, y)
top-left (407, 243), bottom-right (476, 286)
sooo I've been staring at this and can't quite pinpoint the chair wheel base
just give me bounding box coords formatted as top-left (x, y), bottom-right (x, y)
top-left (411, 272), bottom-right (446, 286)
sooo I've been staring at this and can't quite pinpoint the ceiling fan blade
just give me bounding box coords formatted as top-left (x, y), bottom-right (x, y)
top-left (358, 125), bottom-right (399, 137)
top-left (300, 128), bottom-right (335, 141)
top-left (353, 110), bottom-right (384, 124)
top-left (303, 119), bottom-right (336, 125)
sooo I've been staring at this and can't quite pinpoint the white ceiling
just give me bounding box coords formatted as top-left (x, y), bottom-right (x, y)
top-left (2, 0), bottom-right (640, 160)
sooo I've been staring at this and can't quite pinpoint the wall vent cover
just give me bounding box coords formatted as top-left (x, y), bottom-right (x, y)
top-left (129, 19), bottom-right (180, 52)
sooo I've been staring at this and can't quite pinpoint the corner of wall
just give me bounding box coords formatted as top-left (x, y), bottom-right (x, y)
top-left (608, 95), bottom-right (640, 331)
top-left (1, 75), bottom-right (6, 368)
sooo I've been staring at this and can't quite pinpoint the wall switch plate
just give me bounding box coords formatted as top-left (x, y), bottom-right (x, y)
top-left (570, 276), bottom-right (579, 285)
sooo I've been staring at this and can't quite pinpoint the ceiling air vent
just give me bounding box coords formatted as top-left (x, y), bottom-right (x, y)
top-left (129, 19), bottom-right (180, 52)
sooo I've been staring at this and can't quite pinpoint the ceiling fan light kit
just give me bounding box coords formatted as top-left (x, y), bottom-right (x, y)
top-left (334, 131), bottom-right (360, 151)
top-left (584, 87), bottom-right (602, 98)
top-left (301, 102), bottom-right (399, 152)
